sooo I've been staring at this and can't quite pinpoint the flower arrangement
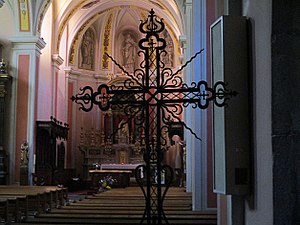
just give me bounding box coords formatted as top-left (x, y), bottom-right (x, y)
top-left (98, 175), bottom-right (117, 191)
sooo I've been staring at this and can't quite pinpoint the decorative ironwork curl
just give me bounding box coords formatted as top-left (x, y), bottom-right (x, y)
top-left (159, 50), bottom-right (168, 68)
top-left (134, 68), bottom-right (146, 85)
top-left (105, 52), bottom-right (143, 87)
top-left (214, 81), bottom-right (238, 107)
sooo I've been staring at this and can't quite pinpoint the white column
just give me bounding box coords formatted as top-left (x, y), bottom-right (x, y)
top-left (192, 0), bottom-right (207, 211)
top-left (183, 0), bottom-right (194, 194)
top-left (183, 0), bottom-right (208, 211)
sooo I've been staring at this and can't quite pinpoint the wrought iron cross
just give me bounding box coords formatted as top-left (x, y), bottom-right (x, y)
top-left (71, 9), bottom-right (236, 225)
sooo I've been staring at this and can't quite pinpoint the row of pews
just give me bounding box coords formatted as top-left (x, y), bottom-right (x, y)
top-left (0, 185), bottom-right (68, 224)
top-left (17, 187), bottom-right (217, 225)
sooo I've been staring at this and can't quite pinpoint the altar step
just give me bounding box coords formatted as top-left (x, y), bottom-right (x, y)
top-left (17, 187), bottom-right (217, 225)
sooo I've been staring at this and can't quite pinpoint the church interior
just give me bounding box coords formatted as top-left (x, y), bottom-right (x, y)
top-left (0, 0), bottom-right (299, 225)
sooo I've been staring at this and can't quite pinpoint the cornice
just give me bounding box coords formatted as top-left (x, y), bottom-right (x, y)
top-left (65, 67), bottom-right (108, 84)
top-left (64, 67), bottom-right (82, 76)
top-left (9, 36), bottom-right (46, 51)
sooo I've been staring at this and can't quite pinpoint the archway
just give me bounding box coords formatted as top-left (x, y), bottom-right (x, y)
top-left (37, 0), bottom-right (214, 213)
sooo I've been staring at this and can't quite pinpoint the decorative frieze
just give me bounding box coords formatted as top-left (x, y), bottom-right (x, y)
top-left (101, 13), bottom-right (113, 70)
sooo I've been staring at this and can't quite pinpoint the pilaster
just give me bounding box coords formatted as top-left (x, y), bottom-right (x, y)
top-left (51, 54), bottom-right (64, 117)
top-left (65, 67), bottom-right (79, 168)
top-left (8, 36), bottom-right (45, 185)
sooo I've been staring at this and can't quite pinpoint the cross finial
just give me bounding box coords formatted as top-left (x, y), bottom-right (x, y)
top-left (139, 8), bottom-right (164, 34)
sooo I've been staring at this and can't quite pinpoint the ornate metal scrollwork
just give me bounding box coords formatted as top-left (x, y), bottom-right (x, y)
top-left (71, 8), bottom-right (236, 225)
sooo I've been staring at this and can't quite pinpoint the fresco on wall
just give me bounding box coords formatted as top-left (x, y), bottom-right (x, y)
top-left (162, 30), bottom-right (174, 68)
top-left (79, 28), bottom-right (95, 70)
top-left (118, 31), bottom-right (138, 73)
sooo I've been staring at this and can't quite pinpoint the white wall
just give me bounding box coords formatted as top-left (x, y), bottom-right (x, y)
top-left (39, 3), bottom-right (54, 120)
top-left (0, 2), bottom-right (15, 63)
top-left (242, 0), bottom-right (273, 224)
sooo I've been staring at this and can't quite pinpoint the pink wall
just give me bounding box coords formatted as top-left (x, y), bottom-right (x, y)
top-left (34, 56), bottom-right (39, 155)
top-left (67, 82), bottom-right (73, 168)
top-left (207, 0), bottom-right (217, 208)
top-left (220, 195), bottom-right (228, 225)
top-left (15, 55), bottom-right (29, 182)
top-left (55, 72), bottom-right (58, 117)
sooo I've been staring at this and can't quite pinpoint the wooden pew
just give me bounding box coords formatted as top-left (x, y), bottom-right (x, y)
top-left (0, 189), bottom-right (45, 217)
top-left (22, 187), bottom-right (217, 225)
top-left (0, 185), bottom-right (68, 223)
top-left (24, 186), bottom-right (68, 209)
top-left (0, 185), bottom-right (68, 208)
top-left (0, 195), bottom-right (27, 223)
top-left (0, 198), bottom-right (9, 223)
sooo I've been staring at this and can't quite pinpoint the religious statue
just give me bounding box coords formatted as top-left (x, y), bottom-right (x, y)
top-left (118, 118), bottom-right (129, 144)
top-left (165, 134), bottom-right (184, 186)
top-left (20, 140), bottom-right (29, 166)
top-left (80, 29), bottom-right (95, 70)
top-left (122, 33), bottom-right (137, 71)
top-left (162, 31), bottom-right (174, 67)
top-left (0, 59), bottom-right (7, 74)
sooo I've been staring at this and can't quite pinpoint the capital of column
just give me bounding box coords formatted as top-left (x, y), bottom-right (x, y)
top-left (9, 36), bottom-right (46, 56)
top-left (179, 35), bottom-right (187, 49)
top-left (52, 54), bottom-right (64, 70)
top-left (64, 67), bottom-right (82, 80)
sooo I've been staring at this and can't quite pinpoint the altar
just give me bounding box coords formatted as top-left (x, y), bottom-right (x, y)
top-left (78, 127), bottom-right (144, 182)
top-left (89, 169), bottom-right (132, 188)
top-left (77, 75), bottom-right (147, 182)
top-left (100, 163), bottom-right (141, 172)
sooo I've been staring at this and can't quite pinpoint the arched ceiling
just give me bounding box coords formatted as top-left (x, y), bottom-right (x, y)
top-left (47, 0), bottom-right (184, 73)
top-left (53, 0), bottom-right (184, 54)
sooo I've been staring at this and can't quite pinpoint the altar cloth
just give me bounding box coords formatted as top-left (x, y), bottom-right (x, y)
top-left (100, 163), bottom-right (142, 170)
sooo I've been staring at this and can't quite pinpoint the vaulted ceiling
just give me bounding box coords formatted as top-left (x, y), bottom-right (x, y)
top-left (47, 0), bottom-right (185, 74)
